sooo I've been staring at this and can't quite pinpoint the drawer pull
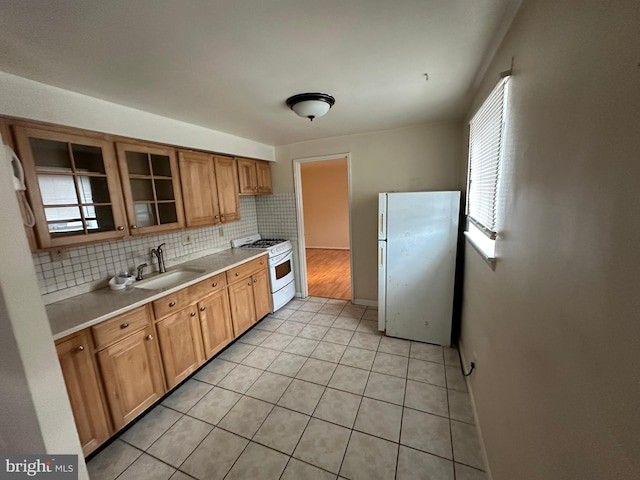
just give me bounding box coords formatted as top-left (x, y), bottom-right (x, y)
top-left (169, 301), bottom-right (176, 307)
top-left (120, 323), bottom-right (129, 329)
top-left (260, 261), bottom-right (264, 265)
top-left (235, 272), bottom-right (239, 276)
top-left (212, 282), bottom-right (217, 287)
top-left (146, 334), bottom-right (153, 341)
top-left (200, 307), bottom-right (206, 311)
top-left (76, 345), bottom-right (84, 352)
top-left (190, 312), bottom-right (196, 317)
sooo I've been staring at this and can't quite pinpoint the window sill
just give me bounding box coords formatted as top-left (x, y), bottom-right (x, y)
top-left (464, 231), bottom-right (496, 269)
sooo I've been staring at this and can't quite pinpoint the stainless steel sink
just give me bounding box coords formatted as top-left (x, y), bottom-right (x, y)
top-left (133, 268), bottom-right (205, 290)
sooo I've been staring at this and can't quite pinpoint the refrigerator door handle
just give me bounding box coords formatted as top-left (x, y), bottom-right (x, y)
top-left (378, 193), bottom-right (387, 240)
top-left (377, 240), bottom-right (387, 332)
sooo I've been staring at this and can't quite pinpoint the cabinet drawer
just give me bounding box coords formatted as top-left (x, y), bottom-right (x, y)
top-left (226, 256), bottom-right (268, 284)
top-left (188, 273), bottom-right (227, 300)
top-left (153, 272), bottom-right (228, 319)
top-left (92, 306), bottom-right (151, 350)
top-left (152, 289), bottom-right (192, 320)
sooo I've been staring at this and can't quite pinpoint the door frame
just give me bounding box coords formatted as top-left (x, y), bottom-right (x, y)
top-left (293, 153), bottom-right (353, 300)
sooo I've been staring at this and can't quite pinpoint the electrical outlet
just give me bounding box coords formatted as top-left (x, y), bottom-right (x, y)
top-left (219, 227), bottom-right (224, 237)
top-left (50, 248), bottom-right (69, 262)
top-left (182, 233), bottom-right (192, 245)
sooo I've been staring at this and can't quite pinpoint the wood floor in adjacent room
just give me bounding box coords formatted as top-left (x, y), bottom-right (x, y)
top-left (306, 248), bottom-right (351, 300)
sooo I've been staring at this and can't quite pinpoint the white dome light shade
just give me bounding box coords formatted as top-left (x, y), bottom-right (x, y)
top-left (286, 93), bottom-right (335, 121)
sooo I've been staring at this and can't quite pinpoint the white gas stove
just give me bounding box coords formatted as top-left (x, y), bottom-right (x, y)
top-left (231, 234), bottom-right (295, 311)
top-left (231, 234), bottom-right (292, 257)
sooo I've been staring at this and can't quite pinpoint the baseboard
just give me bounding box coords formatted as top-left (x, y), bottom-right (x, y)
top-left (305, 246), bottom-right (350, 250)
top-left (353, 298), bottom-right (377, 307)
top-left (458, 338), bottom-right (493, 480)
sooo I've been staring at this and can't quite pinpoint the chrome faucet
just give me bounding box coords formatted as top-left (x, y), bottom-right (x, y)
top-left (151, 243), bottom-right (166, 273)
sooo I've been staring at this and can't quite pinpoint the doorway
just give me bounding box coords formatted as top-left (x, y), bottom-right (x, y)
top-left (293, 154), bottom-right (352, 301)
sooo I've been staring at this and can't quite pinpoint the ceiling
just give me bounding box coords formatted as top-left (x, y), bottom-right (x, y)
top-left (0, 1), bottom-right (520, 146)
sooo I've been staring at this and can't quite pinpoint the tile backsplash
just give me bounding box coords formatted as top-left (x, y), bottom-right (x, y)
top-left (256, 192), bottom-right (302, 294)
top-left (33, 193), bottom-right (303, 302)
top-left (256, 192), bottom-right (298, 240)
top-left (34, 197), bottom-right (258, 299)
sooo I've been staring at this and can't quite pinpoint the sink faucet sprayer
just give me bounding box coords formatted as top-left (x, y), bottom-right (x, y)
top-left (151, 243), bottom-right (166, 273)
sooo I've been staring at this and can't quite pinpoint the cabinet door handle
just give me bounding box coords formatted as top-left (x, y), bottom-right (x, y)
top-left (260, 261), bottom-right (264, 265)
top-left (120, 323), bottom-right (129, 329)
top-left (146, 334), bottom-right (153, 341)
top-left (76, 345), bottom-right (84, 352)
top-left (190, 312), bottom-right (196, 317)
top-left (212, 282), bottom-right (217, 287)
top-left (247, 282), bottom-right (252, 286)
top-left (169, 301), bottom-right (176, 307)
top-left (215, 215), bottom-right (219, 219)
top-left (117, 226), bottom-right (125, 231)
top-left (253, 279), bottom-right (257, 283)
top-left (131, 225), bottom-right (138, 229)
top-left (200, 307), bottom-right (206, 311)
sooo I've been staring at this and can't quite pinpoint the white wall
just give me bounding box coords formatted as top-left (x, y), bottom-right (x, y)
top-left (301, 158), bottom-right (349, 249)
top-left (0, 141), bottom-right (88, 477)
top-left (459, 1), bottom-right (640, 479)
top-left (275, 122), bottom-right (462, 304)
top-left (0, 72), bottom-right (275, 161)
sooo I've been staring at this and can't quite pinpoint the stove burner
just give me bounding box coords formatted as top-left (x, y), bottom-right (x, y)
top-left (240, 238), bottom-right (287, 248)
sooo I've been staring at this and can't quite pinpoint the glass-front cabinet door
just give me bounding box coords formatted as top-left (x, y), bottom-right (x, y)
top-left (116, 143), bottom-right (184, 235)
top-left (14, 127), bottom-right (128, 249)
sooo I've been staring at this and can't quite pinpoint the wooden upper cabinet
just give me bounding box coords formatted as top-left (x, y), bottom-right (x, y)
top-left (13, 126), bottom-right (128, 249)
top-left (237, 158), bottom-right (272, 195)
top-left (178, 151), bottom-right (220, 227)
top-left (116, 142), bottom-right (184, 235)
top-left (56, 330), bottom-right (111, 456)
top-left (256, 161), bottom-right (273, 194)
top-left (214, 156), bottom-right (240, 222)
top-left (237, 158), bottom-right (258, 195)
top-left (178, 152), bottom-right (239, 227)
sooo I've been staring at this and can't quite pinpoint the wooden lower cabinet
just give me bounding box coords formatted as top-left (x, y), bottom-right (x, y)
top-left (198, 289), bottom-right (234, 359)
top-left (55, 330), bottom-right (111, 456)
top-left (55, 255), bottom-right (271, 456)
top-left (97, 326), bottom-right (165, 430)
top-left (156, 305), bottom-right (205, 389)
top-left (228, 276), bottom-right (257, 336)
top-left (228, 258), bottom-right (273, 337)
top-left (252, 268), bottom-right (272, 320)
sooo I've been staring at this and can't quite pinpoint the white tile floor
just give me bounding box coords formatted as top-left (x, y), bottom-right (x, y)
top-left (88, 297), bottom-right (486, 480)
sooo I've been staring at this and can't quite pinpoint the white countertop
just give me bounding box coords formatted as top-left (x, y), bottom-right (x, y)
top-left (47, 248), bottom-right (268, 340)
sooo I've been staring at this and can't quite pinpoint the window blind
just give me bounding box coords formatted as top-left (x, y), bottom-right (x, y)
top-left (466, 76), bottom-right (509, 239)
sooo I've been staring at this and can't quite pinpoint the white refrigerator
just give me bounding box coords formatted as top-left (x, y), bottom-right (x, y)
top-left (378, 191), bottom-right (461, 346)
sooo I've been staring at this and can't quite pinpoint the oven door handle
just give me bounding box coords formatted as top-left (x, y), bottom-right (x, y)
top-left (268, 249), bottom-right (293, 266)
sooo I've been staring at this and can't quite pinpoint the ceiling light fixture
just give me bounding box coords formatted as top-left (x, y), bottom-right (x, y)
top-left (286, 93), bottom-right (335, 121)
